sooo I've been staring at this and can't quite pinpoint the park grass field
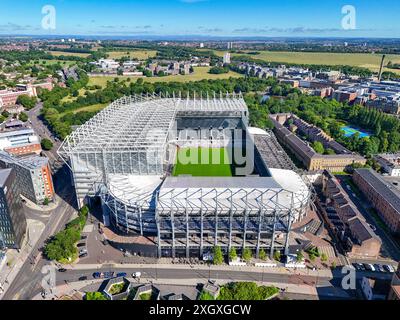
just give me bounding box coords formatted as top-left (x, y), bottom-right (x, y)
top-left (58, 103), bottom-right (107, 119)
top-left (106, 50), bottom-right (157, 60)
top-left (88, 66), bottom-right (243, 88)
top-left (49, 51), bottom-right (91, 58)
top-left (173, 147), bottom-right (233, 177)
top-left (204, 49), bottom-right (400, 74)
top-left (27, 59), bottom-right (76, 67)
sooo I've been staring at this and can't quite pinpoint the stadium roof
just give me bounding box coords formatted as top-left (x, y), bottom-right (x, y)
top-left (59, 93), bottom-right (247, 155)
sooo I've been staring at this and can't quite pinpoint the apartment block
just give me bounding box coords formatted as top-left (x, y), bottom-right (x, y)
top-left (321, 171), bottom-right (381, 258)
top-left (0, 152), bottom-right (54, 205)
top-left (353, 169), bottom-right (400, 233)
top-left (270, 114), bottom-right (366, 172)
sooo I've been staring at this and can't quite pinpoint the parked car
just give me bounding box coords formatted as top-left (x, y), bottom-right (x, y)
top-left (364, 264), bottom-right (376, 272)
top-left (93, 272), bottom-right (102, 279)
top-left (102, 239), bottom-right (109, 246)
top-left (384, 265), bottom-right (395, 273)
top-left (79, 253), bottom-right (88, 259)
top-left (81, 235), bottom-right (88, 240)
top-left (79, 249), bottom-right (88, 255)
top-left (58, 268), bottom-right (67, 273)
top-left (356, 263), bottom-right (365, 271)
top-left (77, 242), bottom-right (86, 248)
top-left (352, 263), bottom-right (362, 271)
top-left (369, 224), bottom-right (377, 232)
top-left (132, 272), bottom-right (142, 278)
top-left (79, 276), bottom-right (88, 281)
top-left (374, 264), bottom-right (385, 272)
top-left (103, 272), bottom-right (114, 279)
top-left (116, 272), bottom-right (127, 278)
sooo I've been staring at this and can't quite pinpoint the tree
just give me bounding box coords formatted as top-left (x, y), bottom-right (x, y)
top-left (41, 138), bottom-right (54, 151)
top-left (16, 95), bottom-right (37, 110)
top-left (312, 141), bottom-right (325, 154)
top-left (18, 112), bottom-right (28, 122)
top-left (296, 251), bottom-right (304, 262)
top-left (85, 292), bottom-right (107, 300)
top-left (229, 247), bottom-right (237, 261)
top-left (198, 291), bottom-right (215, 300)
top-left (43, 198), bottom-right (49, 206)
top-left (321, 253), bottom-right (328, 262)
top-left (324, 148), bottom-right (335, 155)
top-left (273, 250), bottom-right (281, 262)
top-left (217, 282), bottom-right (279, 300)
top-left (242, 248), bottom-right (252, 262)
top-left (258, 249), bottom-right (267, 261)
top-left (213, 246), bottom-right (224, 265)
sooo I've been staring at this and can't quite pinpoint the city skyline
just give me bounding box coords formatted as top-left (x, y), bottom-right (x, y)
top-left (0, 0), bottom-right (399, 38)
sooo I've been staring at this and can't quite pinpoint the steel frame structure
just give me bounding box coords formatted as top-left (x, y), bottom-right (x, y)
top-left (58, 94), bottom-right (311, 258)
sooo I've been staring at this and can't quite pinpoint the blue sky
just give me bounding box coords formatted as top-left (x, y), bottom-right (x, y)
top-left (0, 0), bottom-right (399, 38)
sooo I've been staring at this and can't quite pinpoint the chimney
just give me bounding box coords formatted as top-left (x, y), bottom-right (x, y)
top-left (378, 54), bottom-right (386, 82)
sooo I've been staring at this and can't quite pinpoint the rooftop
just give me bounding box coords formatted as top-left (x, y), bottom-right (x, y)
top-left (355, 168), bottom-right (400, 214)
top-left (0, 168), bottom-right (12, 188)
top-left (59, 93), bottom-right (247, 154)
top-left (0, 151), bottom-right (48, 170)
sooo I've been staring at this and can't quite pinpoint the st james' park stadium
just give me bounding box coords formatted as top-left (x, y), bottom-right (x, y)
top-left (58, 93), bottom-right (312, 258)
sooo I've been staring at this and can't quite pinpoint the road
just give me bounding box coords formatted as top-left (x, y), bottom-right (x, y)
top-left (336, 175), bottom-right (400, 262)
top-left (27, 102), bottom-right (64, 171)
top-left (1, 168), bottom-right (77, 300)
top-left (2, 102), bottom-right (77, 300)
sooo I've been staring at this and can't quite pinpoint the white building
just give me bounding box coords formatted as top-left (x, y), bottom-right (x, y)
top-left (93, 59), bottom-right (120, 72)
top-left (0, 128), bottom-right (40, 154)
top-left (374, 154), bottom-right (400, 177)
top-left (223, 52), bottom-right (231, 64)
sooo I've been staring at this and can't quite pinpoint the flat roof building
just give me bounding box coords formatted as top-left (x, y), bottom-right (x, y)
top-left (269, 114), bottom-right (366, 172)
top-left (0, 127), bottom-right (41, 156)
top-left (0, 152), bottom-right (54, 205)
top-left (353, 168), bottom-right (400, 233)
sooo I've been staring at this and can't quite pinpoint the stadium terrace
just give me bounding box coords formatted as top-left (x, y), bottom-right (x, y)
top-left (59, 93), bottom-right (312, 258)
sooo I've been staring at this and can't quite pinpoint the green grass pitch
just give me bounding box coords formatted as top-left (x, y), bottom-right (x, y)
top-left (172, 147), bottom-right (233, 177)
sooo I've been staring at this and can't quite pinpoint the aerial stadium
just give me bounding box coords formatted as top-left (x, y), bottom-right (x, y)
top-left (58, 93), bottom-right (312, 258)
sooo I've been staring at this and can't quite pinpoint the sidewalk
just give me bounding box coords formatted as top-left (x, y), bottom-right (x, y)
top-left (64, 262), bottom-right (334, 278)
top-left (0, 219), bottom-right (45, 299)
top-left (22, 195), bottom-right (59, 213)
top-left (32, 276), bottom-right (351, 300)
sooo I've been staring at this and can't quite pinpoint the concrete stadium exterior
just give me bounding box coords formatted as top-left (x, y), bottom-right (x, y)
top-left (59, 93), bottom-right (312, 258)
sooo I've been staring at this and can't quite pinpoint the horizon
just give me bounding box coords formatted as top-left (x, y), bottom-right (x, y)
top-left (0, 0), bottom-right (399, 38)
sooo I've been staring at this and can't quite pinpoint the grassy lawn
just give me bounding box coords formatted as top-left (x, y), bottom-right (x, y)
top-left (48, 51), bottom-right (91, 58)
top-left (173, 147), bottom-right (233, 177)
top-left (27, 59), bottom-right (75, 67)
top-left (88, 66), bottom-right (243, 88)
top-left (203, 49), bottom-right (400, 74)
top-left (106, 50), bottom-right (157, 60)
top-left (59, 103), bottom-right (107, 117)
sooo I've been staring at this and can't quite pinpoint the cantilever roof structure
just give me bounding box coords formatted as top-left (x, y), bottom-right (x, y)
top-left (58, 93), bottom-right (247, 156)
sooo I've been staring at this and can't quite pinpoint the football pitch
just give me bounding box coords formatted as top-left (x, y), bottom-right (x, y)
top-left (172, 147), bottom-right (233, 177)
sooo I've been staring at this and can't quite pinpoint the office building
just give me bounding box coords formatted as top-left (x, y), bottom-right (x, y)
top-left (0, 168), bottom-right (26, 249)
